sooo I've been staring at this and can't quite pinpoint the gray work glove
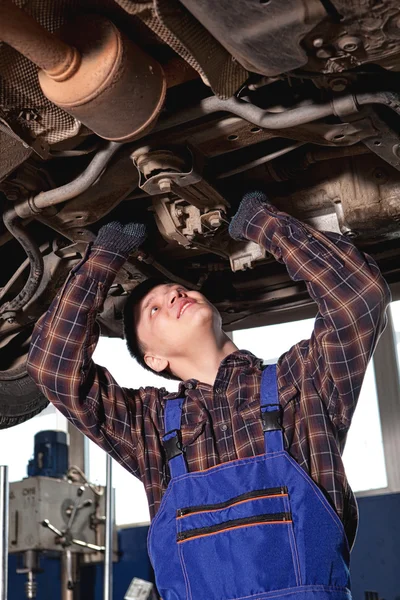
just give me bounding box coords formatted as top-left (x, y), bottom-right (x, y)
top-left (93, 221), bottom-right (147, 257)
top-left (228, 191), bottom-right (268, 241)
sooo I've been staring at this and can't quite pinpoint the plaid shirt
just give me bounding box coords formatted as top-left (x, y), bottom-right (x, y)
top-left (27, 204), bottom-right (391, 550)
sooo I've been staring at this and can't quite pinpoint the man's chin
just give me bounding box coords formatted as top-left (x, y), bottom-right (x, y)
top-left (185, 304), bottom-right (214, 326)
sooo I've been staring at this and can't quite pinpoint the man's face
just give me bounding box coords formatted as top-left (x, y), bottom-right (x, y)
top-left (134, 284), bottom-right (221, 372)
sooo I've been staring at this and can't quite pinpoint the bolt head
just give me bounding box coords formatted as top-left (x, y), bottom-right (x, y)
top-left (158, 178), bottom-right (172, 193)
top-left (209, 217), bottom-right (220, 228)
top-left (338, 36), bottom-right (360, 53)
top-left (312, 37), bottom-right (324, 48)
top-left (372, 168), bottom-right (388, 184)
top-left (329, 77), bottom-right (348, 92)
top-left (316, 48), bottom-right (333, 59)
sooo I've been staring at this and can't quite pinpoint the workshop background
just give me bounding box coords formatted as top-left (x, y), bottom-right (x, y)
top-left (2, 299), bottom-right (400, 600)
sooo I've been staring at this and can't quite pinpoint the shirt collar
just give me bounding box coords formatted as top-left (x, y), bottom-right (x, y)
top-left (162, 349), bottom-right (262, 400)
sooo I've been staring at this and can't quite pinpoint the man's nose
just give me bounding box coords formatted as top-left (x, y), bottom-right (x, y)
top-left (168, 289), bottom-right (185, 307)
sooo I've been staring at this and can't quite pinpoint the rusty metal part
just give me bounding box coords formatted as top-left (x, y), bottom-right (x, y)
top-left (337, 36), bottom-right (361, 53)
top-left (153, 95), bottom-right (341, 134)
top-left (163, 57), bottom-right (199, 88)
top-left (14, 142), bottom-right (121, 220)
top-left (134, 149), bottom-right (187, 180)
top-left (45, 222), bottom-right (194, 295)
top-left (0, 206), bottom-right (44, 318)
top-left (168, 117), bottom-right (277, 156)
top-left (264, 144), bottom-right (369, 182)
top-left (153, 92), bottom-right (400, 142)
top-left (151, 195), bottom-right (265, 272)
top-left (335, 99), bottom-right (400, 170)
top-left (333, 199), bottom-right (357, 238)
top-left (0, 0), bottom-right (80, 81)
top-left (0, 242), bottom-right (49, 306)
top-left (0, 160), bottom-right (55, 205)
top-left (152, 197), bottom-right (226, 246)
top-left (151, 114), bottom-right (374, 162)
top-left (132, 146), bottom-right (229, 210)
top-left (216, 142), bottom-right (305, 179)
top-left (44, 147), bottom-right (139, 232)
top-left (228, 240), bottom-right (266, 272)
top-left (0, 125), bottom-right (32, 183)
top-left (0, 3), bottom-right (167, 142)
top-left (49, 141), bottom-right (100, 158)
top-left (132, 145), bottom-right (267, 272)
top-left (334, 156), bottom-right (400, 238)
top-left (200, 210), bottom-right (224, 231)
top-left (1, 0), bottom-right (400, 153)
top-left (0, 240), bottom-right (86, 337)
top-left (19, 222), bottom-right (148, 302)
top-left (39, 14), bottom-right (166, 142)
top-left (268, 153), bottom-right (400, 239)
top-left (1, 142), bottom-right (126, 317)
top-left (303, 0), bottom-right (400, 75)
top-left (0, 115), bottom-right (49, 160)
top-left (152, 198), bottom-right (193, 248)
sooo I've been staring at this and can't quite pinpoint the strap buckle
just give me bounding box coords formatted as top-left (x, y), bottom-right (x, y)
top-left (260, 404), bottom-right (283, 432)
top-left (162, 429), bottom-right (183, 461)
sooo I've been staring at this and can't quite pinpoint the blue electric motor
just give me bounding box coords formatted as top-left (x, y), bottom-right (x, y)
top-left (27, 430), bottom-right (69, 479)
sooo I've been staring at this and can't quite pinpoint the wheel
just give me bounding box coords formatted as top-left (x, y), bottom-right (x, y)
top-left (0, 363), bottom-right (49, 429)
top-left (0, 327), bottom-right (48, 429)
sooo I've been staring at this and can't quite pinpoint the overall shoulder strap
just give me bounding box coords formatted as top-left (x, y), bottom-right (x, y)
top-left (162, 398), bottom-right (188, 478)
top-left (260, 364), bottom-right (284, 453)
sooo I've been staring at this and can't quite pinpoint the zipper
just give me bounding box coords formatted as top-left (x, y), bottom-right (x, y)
top-left (176, 486), bottom-right (288, 518)
top-left (177, 512), bottom-right (292, 542)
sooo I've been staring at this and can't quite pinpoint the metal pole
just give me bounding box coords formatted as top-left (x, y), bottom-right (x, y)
top-left (372, 309), bottom-right (400, 491)
top-left (67, 422), bottom-right (86, 475)
top-left (103, 455), bottom-right (113, 600)
top-left (0, 466), bottom-right (9, 600)
top-left (61, 551), bottom-right (80, 600)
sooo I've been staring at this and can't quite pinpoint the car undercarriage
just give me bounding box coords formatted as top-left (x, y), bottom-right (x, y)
top-left (0, 0), bottom-right (400, 427)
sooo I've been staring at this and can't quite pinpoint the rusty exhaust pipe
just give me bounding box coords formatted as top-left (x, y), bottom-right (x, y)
top-left (0, 1), bottom-right (166, 142)
top-left (0, 0), bottom-right (80, 80)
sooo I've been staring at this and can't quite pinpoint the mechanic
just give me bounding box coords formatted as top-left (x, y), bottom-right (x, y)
top-left (27, 191), bottom-right (390, 600)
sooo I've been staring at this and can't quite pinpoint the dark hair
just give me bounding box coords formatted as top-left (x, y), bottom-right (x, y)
top-left (123, 278), bottom-right (180, 381)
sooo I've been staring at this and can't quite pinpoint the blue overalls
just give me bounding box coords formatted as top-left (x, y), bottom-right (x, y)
top-left (148, 364), bottom-right (352, 600)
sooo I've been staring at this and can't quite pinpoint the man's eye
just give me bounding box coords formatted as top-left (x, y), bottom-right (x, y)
top-left (150, 306), bottom-right (158, 316)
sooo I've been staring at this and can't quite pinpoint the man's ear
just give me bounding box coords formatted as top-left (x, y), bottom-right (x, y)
top-left (144, 354), bottom-right (169, 373)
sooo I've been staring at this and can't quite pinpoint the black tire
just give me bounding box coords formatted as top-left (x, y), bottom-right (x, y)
top-left (0, 362), bottom-right (49, 429)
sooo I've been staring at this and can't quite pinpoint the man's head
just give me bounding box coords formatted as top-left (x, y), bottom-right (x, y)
top-left (123, 278), bottom-right (222, 380)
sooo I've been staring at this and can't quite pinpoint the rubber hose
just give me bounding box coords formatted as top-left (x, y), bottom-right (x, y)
top-left (1, 206), bottom-right (44, 316)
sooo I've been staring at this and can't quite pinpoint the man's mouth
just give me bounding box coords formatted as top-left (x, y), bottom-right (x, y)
top-left (177, 299), bottom-right (196, 319)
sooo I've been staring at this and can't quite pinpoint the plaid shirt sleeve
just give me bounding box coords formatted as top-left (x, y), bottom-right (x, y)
top-left (26, 245), bottom-right (149, 480)
top-left (244, 203), bottom-right (391, 433)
